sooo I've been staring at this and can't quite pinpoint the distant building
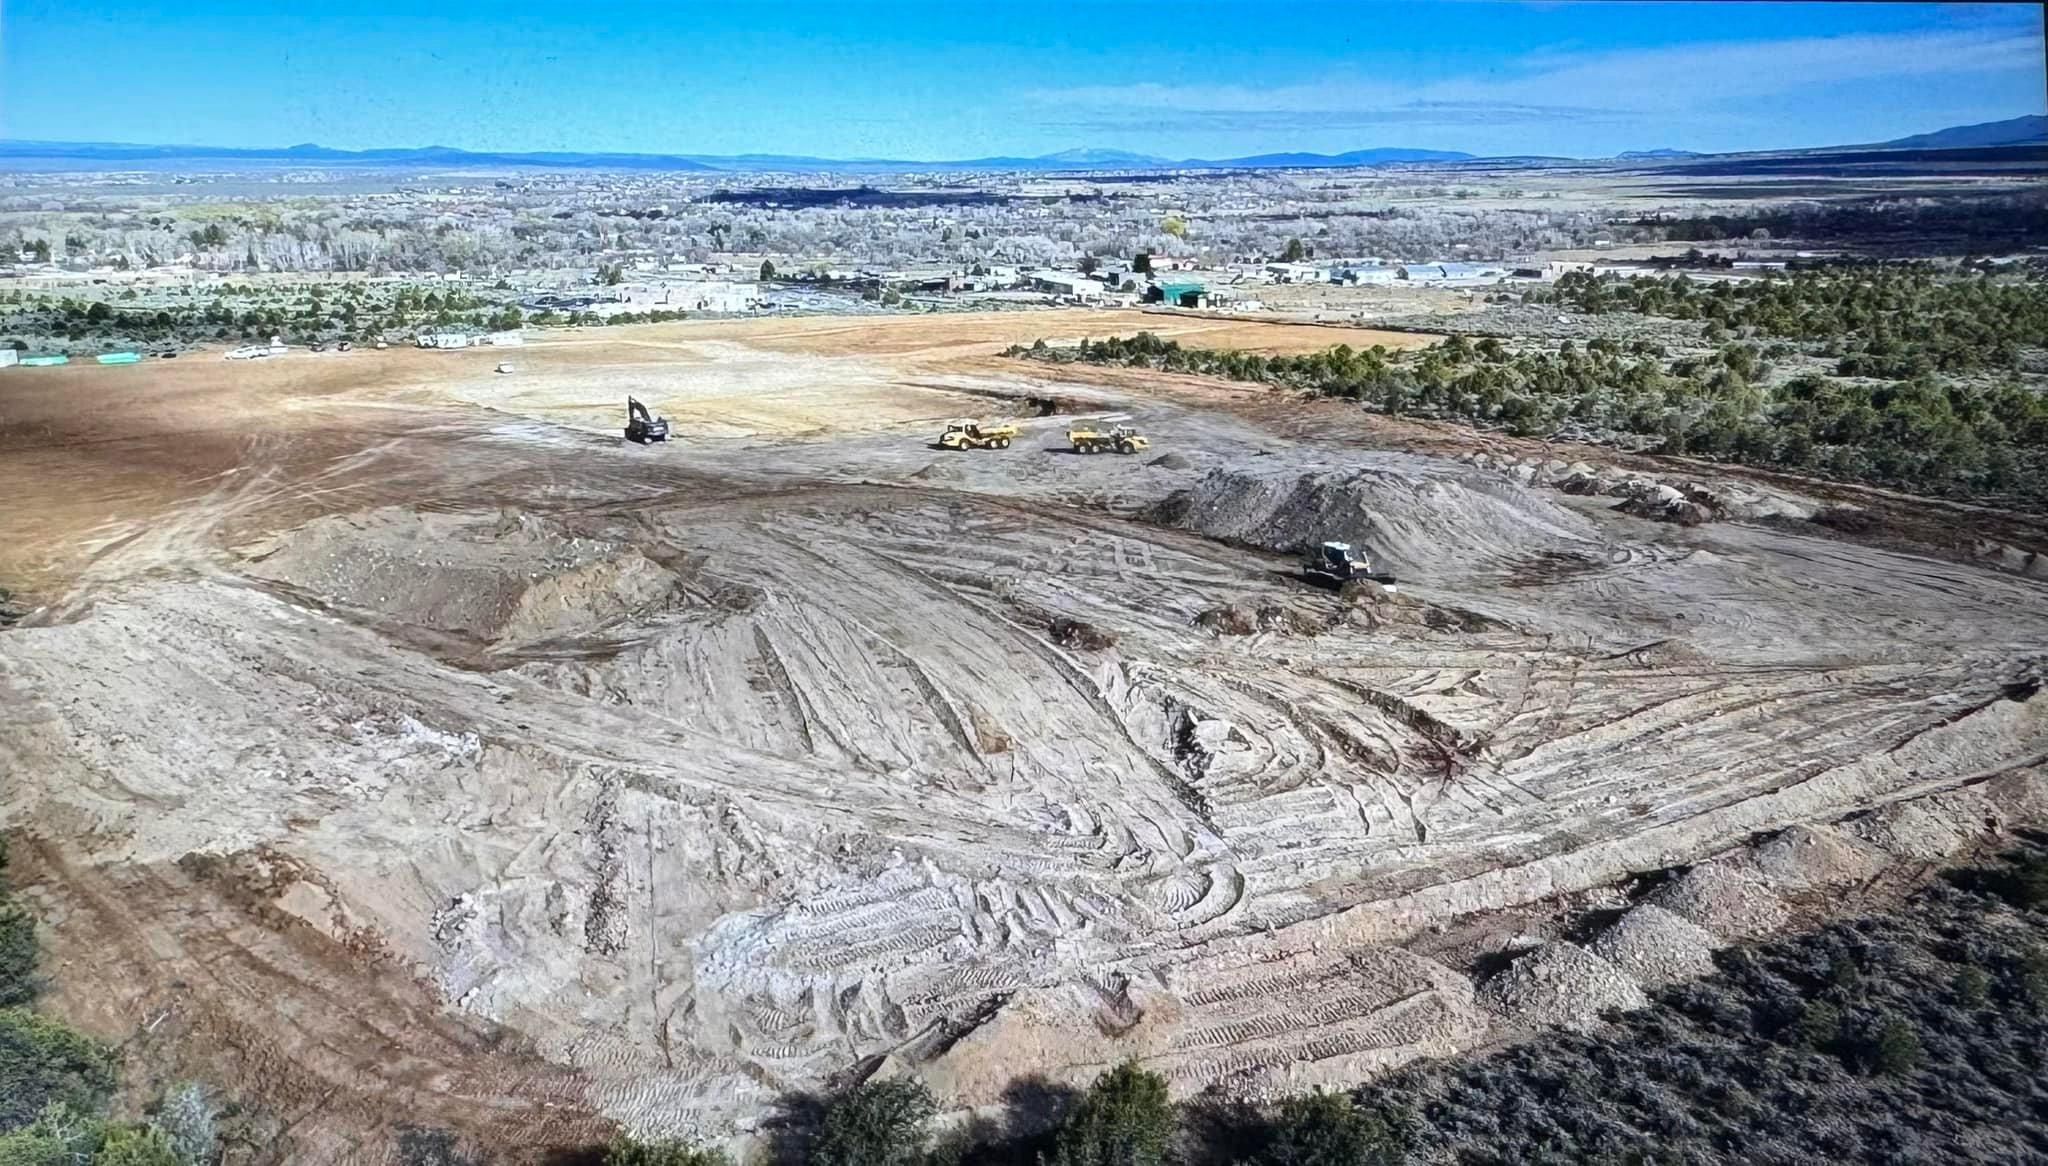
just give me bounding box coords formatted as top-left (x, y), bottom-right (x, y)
top-left (485, 331), bottom-right (525, 347)
top-left (0, 349), bottom-right (16, 369)
top-left (1401, 262), bottom-right (1507, 284)
top-left (418, 332), bottom-right (472, 349)
top-left (1264, 262), bottom-right (1322, 284)
top-left (1332, 266), bottom-right (1398, 286)
top-left (1150, 280), bottom-right (1209, 308)
top-left (1027, 270), bottom-right (1108, 301)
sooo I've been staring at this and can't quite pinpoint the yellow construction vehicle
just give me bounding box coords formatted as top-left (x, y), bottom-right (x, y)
top-left (1067, 422), bottom-right (1150, 455)
top-left (938, 420), bottom-right (1018, 450)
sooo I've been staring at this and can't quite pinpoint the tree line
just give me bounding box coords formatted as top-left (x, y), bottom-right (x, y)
top-left (1008, 329), bottom-right (2048, 510)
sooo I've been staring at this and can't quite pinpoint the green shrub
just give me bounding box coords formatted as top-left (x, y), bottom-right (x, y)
top-left (605, 1137), bottom-right (729, 1166)
top-left (0, 1102), bottom-right (104, 1166)
top-left (1952, 965), bottom-right (1992, 1007)
top-left (1256, 1091), bottom-right (1405, 1166)
top-left (1853, 1015), bottom-right (1922, 1077)
top-left (0, 902), bottom-right (36, 1009)
top-left (1047, 1062), bottom-right (1175, 1166)
top-left (810, 1079), bottom-right (937, 1166)
top-left (96, 1124), bottom-right (182, 1166)
top-left (0, 1009), bottom-right (117, 1131)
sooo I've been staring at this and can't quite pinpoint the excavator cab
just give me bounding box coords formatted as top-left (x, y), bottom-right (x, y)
top-left (625, 397), bottom-right (671, 444)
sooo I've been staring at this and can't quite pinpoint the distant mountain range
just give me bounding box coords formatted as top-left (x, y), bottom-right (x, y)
top-left (0, 115), bottom-right (2039, 174)
top-left (0, 139), bottom-right (1473, 173)
top-left (1870, 114), bottom-right (2046, 150)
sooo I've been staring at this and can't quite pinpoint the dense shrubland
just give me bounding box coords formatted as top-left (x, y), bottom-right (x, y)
top-left (0, 839), bottom-right (221, 1165)
top-left (1527, 264), bottom-right (2048, 377)
top-left (1011, 322), bottom-right (2048, 509)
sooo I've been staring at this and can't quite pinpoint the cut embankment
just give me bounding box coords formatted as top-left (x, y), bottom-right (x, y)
top-left (239, 507), bottom-right (680, 648)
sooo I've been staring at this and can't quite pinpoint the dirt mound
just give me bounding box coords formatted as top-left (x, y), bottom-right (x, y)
top-left (1748, 825), bottom-right (1889, 892)
top-left (1589, 905), bottom-right (1718, 988)
top-left (1152, 456), bottom-right (1602, 578)
top-left (1148, 452), bottom-right (1194, 470)
top-left (1645, 860), bottom-right (1790, 940)
top-left (1478, 941), bottom-right (1647, 1031)
top-left (242, 507), bottom-right (679, 647)
top-left (1845, 786), bottom-right (2004, 861)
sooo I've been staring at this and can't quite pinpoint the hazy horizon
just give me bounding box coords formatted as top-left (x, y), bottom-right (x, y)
top-left (2, 1), bottom-right (2042, 161)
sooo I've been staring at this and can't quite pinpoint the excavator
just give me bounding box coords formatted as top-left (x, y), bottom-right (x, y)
top-left (625, 397), bottom-right (671, 444)
top-left (937, 420), bottom-right (1017, 450)
top-left (1302, 541), bottom-right (1398, 593)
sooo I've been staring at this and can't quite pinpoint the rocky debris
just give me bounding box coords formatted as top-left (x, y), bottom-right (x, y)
top-left (1478, 941), bottom-right (1647, 1031)
top-left (1049, 617), bottom-right (1119, 651)
top-left (1589, 905), bottom-right (1719, 989)
top-left (1194, 602), bottom-right (1323, 637)
top-left (1615, 481), bottom-right (1718, 526)
top-left (1148, 452), bottom-right (1194, 470)
top-left (1645, 860), bottom-right (1789, 940)
top-left (1464, 451), bottom-right (1816, 523)
top-left (1195, 604), bottom-right (1258, 636)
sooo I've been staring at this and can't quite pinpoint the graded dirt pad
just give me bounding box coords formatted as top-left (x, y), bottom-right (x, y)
top-left (3, 311), bottom-right (2048, 1161)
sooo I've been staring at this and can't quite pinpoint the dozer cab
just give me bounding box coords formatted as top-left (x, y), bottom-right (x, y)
top-left (1068, 423), bottom-right (1149, 455)
top-left (625, 397), bottom-right (671, 444)
top-left (937, 420), bottom-right (1017, 450)
top-left (1303, 541), bottom-right (1398, 592)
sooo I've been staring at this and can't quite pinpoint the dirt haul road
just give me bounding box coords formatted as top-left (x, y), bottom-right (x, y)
top-left (2, 311), bottom-right (2044, 1161)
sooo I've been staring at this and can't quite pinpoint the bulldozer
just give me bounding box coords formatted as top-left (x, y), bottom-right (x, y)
top-left (625, 397), bottom-right (671, 444)
top-left (937, 420), bottom-right (1017, 450)
top-left (1302, 541), bottom-right (1398, 592)
top-left (1067, 422), bottom-right (1150, 455)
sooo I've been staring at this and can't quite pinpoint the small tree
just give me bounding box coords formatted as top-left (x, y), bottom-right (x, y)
top-left (0, 1008), bottom-right (119, 1128)
top-left (1133, 252), bottom-right (1153, 275)
top-left (154, 1082), bottom-right (219, 1166)
top-left (810, 1078), bottom-right (937, 1166)
top-left (1257, 1091), bottom-right (1405, 1166)
top-left (1047, 1062), bottom-right (1174, 1166)
top-left (1281, 238), bottom-right (1309, 262)
top-left (760, 260), bottom-right (777, 281)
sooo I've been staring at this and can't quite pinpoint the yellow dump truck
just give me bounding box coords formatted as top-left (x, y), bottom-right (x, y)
top-left (938, 421), bottom-right (1018, 450)
top-left (1067, 423), bottom-right (1149, 455)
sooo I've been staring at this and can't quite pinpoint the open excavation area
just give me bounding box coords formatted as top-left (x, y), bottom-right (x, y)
top-left (3, 310), bottom-right (2046, 1160)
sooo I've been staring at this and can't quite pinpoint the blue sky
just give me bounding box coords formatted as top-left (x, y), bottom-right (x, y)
top-left (2, 2), bottom-right (2041, 158)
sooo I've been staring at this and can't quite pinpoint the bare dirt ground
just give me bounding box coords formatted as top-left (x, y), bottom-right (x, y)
top-left (2, 310), bottom-right (2044, 1162)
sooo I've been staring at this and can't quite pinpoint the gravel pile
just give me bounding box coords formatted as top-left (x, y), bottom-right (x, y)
top-left (1645, 861), bottom-right (1790, 939)
top-left (1477, 941), bottom-right (1647, 1031)
top-left (1589, 904), bottom-right (1719, 988)
top-left (1748, 824), bottom-right (1888, 892)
